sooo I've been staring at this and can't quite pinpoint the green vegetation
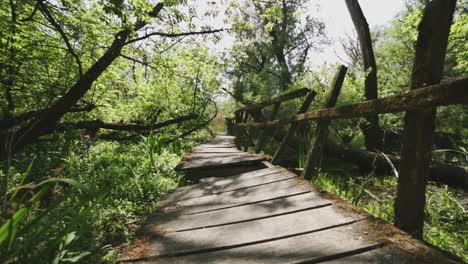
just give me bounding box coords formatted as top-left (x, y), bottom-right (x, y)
top-left (0, 132), bottom-right (208, 263)
top-left (310, 170), bottom-right (468, 262)
top-left (0, 0), bottom-right (466, 263)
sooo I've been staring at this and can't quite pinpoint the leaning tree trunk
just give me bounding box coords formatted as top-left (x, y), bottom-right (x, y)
top-left (345, 0), bottom-right (384, 151)
top-left (394, 0), bottom-right (456, 238)
top-left (0, 4), bottom-right (165, 157)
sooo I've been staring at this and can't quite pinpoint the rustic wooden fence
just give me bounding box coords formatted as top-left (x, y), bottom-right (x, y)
top-left (226, 67), bottom-right (467, 236)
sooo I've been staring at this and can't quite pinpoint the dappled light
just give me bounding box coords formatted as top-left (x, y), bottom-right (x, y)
top-left (0, 0), bottom-right (466, 263)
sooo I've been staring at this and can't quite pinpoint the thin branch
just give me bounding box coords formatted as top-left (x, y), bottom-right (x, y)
top-left (165, 100), bottom-right (217, 144)
top-left (124, 28), bottom-right (224, 45)
top-left (58, 114), bottom-right (198, 132)
top-left (38, 1), bottom-right (82, 77)
top-left (19, 0), bottom-right (39, 22)
top-left (119, 52), bottom-right (158, 70)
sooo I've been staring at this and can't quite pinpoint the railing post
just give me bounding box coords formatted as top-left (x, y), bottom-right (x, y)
top-left (255, 102), bottom-right (281, 153)
top-left (394, 0), bottom-right (456, 239)
top-left (301, 65), bottom-right (348, 180)
top-left (242, 111), bottom-right (251, 151)
top-left (234, 111), bottom-right (243, 148)
top-left (271, 90), bottom-right (317, 164)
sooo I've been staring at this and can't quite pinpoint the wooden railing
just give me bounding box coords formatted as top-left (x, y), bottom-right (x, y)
top-left (228, 69), bottom-right (467, 178)
top-left (226, 87), bottom-right (317, 154)
top-left (226, 66), bottom-right (467, 236)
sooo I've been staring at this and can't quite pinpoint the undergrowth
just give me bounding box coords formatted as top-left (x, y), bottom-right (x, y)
top-left (311, 170), bottom-right (468, 262)
top-left (0, 133), bottom-right (198, 263)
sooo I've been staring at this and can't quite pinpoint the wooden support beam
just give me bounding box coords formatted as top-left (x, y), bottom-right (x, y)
top-left (271, 90), bottom-right (317, 164)
top-left (255, 102), bottom-right (281, 153)
top-left (237, 77), bottom-right (468, 128)
top-left (235, 88), bottom-right (310, 113)
top-left (234, 111), bottom-right (243, 148)
top-left (301, 66), bottom-right (348, 180)
top-left (394, 0), bottom-right (456, 239)
top-left (241, 111), bottom-right (250, 150)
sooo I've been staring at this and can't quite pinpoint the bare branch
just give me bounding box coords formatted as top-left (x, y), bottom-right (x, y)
top-left (38, 1), bottom-right (83, 77)
top-left (125, 28), bottom-right (224, 45)
top-left (58, 114), bottom-right (198, 132)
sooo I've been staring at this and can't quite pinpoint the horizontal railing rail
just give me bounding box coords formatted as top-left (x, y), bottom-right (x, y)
top-left (237, 77), bottom-right (468, 128)
top-left (235, 87), bottom-right (311, 113)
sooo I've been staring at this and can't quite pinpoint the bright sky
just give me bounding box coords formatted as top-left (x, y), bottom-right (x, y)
top-left (201, 0), bottom-right (407, 67)
top-left (312, 0), bottom-right (406, 67)
top-left (194, 0), bottom-right (407, 99)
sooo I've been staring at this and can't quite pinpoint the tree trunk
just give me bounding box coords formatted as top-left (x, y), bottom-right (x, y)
top-left (394, 0), bottom-right (456, 238)
top-left (345, 0), bottom-right (383, 151)
top-left (0, 4), bottom-right (165, 156)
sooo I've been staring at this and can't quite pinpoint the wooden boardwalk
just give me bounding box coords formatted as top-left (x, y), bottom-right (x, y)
top-left (121, 135), bottom-right (459, 264)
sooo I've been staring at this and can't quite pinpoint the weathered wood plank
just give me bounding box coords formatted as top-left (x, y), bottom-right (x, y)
top-left (144, 206), bottom-right (359, 257)
top-left (183, 153), bottom-right (258, 161)
top-left (190, 148), bottom-right (241, 153)
top-left (183, 164), bottom-right (268, 181)
top-left (163, 186), bottom-right (311, 215)
top-left (163, 170), bottom-right (297, 202)
top-left (160, 179), bottom-right (309, 214)
top-left (148, 192), bottom-right (331, 232)
top-left (193, 143), bottom-right (237, 148)
top-left (198, 166), bottom-right (284, 183)
top-left (237, 77), bottom-right (468, 128)
top-left (320, 245), bottom-right (435, 264)
top-left (124, 221), bottom-right (383, 263)
top-left (172, 167), bottom-right (286, 194)
top-left (177, 155), bottom-right (265, 170)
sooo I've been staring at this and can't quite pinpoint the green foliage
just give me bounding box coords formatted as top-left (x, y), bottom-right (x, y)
top-left (311, 170), bottom-right (467, 262)
top-left (0, 134), bottom-right (196, 263)
top-left (224, 0), bottom-right (327, 104)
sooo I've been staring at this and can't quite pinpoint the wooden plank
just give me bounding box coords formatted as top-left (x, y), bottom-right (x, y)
top-left (199, 166), bottom-right (284, 183)
top-left (183, 153), bottom-right (258, 161)
top-left (148, 192), bottom-right (331, 231)
top-left (162, 170), bottom-right (297, 202)
top-left (190, 148), bottom-right (241, 153)
top-left (237, 77), bottom-right (468, 128)
top-left (319, 245), bottom-right (433, 264)
top-left (124, 221), bottom-right (382, 263)
top-left (185, 152), bottom-right (254, 157)
top-left (271, 90), bottom-right (317, 164)
top-left (184, 164), bottom-right (267, 181)
top-left (173, 167), bottom-right (286, 194)
top-left (235, 88), bottom-right (310, 113)
top-left (161, 186), bottom-right (310, 216)
top-left (177, 155), bottom-right (265, 170)
top-left (193, 143), bottom-right (237, 148)
top-left (160, 179), bottom-right (310, 213)
top-left (144, 206), bottom-right (359, 257)
top-left (302, 65), bottom-right (348, 180)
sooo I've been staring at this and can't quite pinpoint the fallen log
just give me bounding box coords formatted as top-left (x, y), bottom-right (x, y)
top-left (324, 141), bottom-right (467, 190)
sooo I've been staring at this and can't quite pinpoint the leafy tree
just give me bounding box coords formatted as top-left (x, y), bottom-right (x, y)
top-left (224, 0), bottom-right (326, 104)
top-left (0, 0), bottom-right (223, 160)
